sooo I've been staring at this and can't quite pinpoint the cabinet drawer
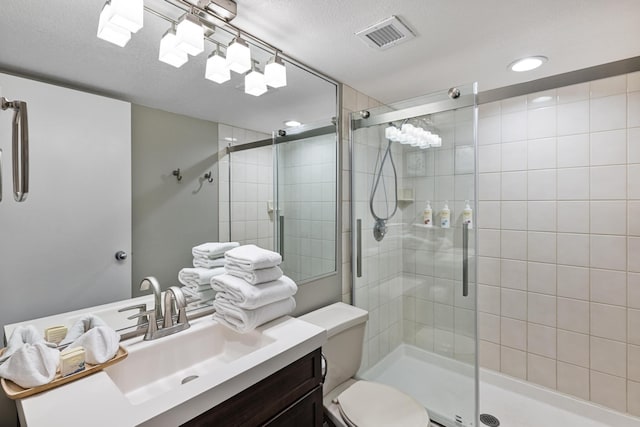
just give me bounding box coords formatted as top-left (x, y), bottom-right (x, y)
top-left (264, 384), bottom-right (323, 427)
top-left (182, 348), bottom-right (322, 427)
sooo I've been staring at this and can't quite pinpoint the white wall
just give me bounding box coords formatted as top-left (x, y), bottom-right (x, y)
top-left (132, 105), bottom-right (219, 294)
top-left (477, 71), bottom-right (640, 416)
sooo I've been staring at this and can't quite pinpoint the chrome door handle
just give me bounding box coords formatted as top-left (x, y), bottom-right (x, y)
top-left (356, 219), bottom-right (362, 278)
top-left (279, 215), bottom-right (285, 261)
top-left (1, 97), bottom-right (29, 202)
top-left (462, 223), bottom-right (469, 297)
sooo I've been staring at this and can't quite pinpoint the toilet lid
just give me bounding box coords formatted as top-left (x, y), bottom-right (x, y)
top-left (336, 381), bottom-right (430, 427)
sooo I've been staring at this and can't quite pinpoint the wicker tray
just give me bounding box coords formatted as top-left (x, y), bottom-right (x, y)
top-left (0, 345), bottom-right (127, 400)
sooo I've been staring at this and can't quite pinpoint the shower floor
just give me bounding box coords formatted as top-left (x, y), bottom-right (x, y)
top-left (360, 344), bottom-right (640, 427)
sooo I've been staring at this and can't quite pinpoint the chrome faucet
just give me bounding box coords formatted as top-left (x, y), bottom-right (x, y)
top-left (123, 278), bottom-right (190, 341)
top-left (139, 276), bottom-right (163, 322)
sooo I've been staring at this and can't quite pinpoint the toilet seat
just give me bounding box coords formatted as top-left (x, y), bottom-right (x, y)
top-left (335, 380), bottom-right (430, 427)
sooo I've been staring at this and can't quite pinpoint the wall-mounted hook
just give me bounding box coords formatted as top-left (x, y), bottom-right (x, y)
top-left (172, 168), bottom-right (182, 181)
top-left (203, 171), bottom-right (213, 183)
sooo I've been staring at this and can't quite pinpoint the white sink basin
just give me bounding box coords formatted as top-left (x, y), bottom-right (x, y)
top-left (105, 319), bottom-right (275, 405)
top-left (17, 315), bottom-right (326, 427)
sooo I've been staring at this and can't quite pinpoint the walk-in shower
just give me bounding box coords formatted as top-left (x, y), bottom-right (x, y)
top-left (351, 83), bottom-right (478, 426)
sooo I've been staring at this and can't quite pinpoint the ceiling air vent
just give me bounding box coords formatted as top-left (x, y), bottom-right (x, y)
top-left (356, 16), bottom-right (415, 50)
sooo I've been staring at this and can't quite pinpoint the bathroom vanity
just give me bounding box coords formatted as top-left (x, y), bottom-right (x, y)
top-left (8, 303), bottom-right (326, 427)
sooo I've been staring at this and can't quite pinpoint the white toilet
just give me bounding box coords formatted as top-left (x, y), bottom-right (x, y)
top-left (300, 302), bottom-right (430, 427)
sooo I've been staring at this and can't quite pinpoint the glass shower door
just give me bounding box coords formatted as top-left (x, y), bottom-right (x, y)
top-left (274, 125), bottom-right (338, 283)
top-left (351, 84), bottom-right (478, 426)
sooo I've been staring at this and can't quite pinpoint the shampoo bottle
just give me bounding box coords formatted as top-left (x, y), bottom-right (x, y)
top-left (440, 201), bottom-right (450, 228)
top-left (423, 201), bottom-right (433, 227)
top-left (462, 200), bottom-right (473, 229)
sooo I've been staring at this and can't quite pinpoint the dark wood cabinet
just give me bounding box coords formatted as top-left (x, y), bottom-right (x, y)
top-left (181, 348), bottom-right (323, 427)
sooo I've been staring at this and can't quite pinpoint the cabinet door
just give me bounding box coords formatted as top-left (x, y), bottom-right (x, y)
top-left (263, 385), bottom-right (323, 427)
top-left (0, 72), bottom-right (131, 342)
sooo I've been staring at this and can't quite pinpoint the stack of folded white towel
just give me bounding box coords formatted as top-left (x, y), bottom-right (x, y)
top-left (212, 244), bottom-right (297, 333)
top-left (179, 242), bottom-right (239, 305)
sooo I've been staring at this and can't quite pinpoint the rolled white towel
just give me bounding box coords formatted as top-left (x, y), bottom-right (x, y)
top-left (224, 244), bottom-right (282, 271)
top-left (60, 315), bottom-right (120, 364)
top-left (0, 325), bottom-right (59, 388)
top-left (179, 267), bottom-right (225, 287)
top-left (192, 242), bottom-right (239, 260)
top-left (225, 262), bottom-right (283, 285)
top-left (211, 274), bottom-right (297, 309)
top-left (213, 296), bottom-right (296, 333)
top-left (193, 257), bottom-right (226, 269)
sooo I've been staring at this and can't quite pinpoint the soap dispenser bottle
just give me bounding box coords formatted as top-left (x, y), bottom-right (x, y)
top-left (462, 200), bottom-right (473, 229)
top-left (423, 201), bottom-right (433, 227)
top-left (440, 201), bottom-right (450, 228)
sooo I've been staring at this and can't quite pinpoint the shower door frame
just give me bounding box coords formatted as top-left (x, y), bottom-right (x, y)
top-left (349, 83), bottom-right (479, 427)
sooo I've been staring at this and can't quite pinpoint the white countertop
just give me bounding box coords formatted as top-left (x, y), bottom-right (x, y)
top-left (16, 315), bottom-right (326, 427)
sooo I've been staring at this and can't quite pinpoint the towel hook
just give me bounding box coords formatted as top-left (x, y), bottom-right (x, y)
top-left (172, 168), bottom-right (182, 182)
top-left (203, 171), bottom-right (213, 183)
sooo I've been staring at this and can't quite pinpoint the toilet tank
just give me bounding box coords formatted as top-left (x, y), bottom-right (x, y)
top-left (299, 302), bottom-right (368, 396)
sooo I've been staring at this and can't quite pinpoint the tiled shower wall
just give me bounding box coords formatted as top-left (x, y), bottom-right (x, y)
top-left (218, 124), bottom-right (274, 249)
top-left (477, 72), bottom-right (640, 415)
top-left (278, 134), bottom-right (337, 282)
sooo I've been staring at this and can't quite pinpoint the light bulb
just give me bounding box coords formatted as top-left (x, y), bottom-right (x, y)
top-left (176, 13), bottom-right (204, 56)
top-left (97, 3), bottom-right (131, 47)
top-left (205, 51), bottom-right (230, 83)
top-left (264, 55), bottom-right (287, 88)
top-left (245, 68), bottom-right (267, 96)
top-left (108, 0), bottom-right (143, 33)
top-left (159, 28), bottom-right (188, 68)
top-left (226, 37), bottom-right (251, 74)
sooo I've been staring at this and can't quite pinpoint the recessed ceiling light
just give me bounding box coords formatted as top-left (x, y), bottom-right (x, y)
top-left (531, 95), bottom-right (553, 103)
top-left (509, 56), bottom-right (548, 72)
top-left (284, 120), bottom-right (301, 127)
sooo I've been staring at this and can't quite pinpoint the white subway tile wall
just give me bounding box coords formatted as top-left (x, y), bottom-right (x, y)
top-left (477, 71), bottom-right (640, 416)
top-left (218, 124), bottom-right (274, 250)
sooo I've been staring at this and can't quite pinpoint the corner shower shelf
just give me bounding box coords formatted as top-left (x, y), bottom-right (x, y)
top-left (398, 188), bottom-right (414, 203)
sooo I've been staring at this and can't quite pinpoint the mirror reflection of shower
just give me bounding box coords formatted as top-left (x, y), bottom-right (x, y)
top-left (369, 116), bottom-right (443, 241)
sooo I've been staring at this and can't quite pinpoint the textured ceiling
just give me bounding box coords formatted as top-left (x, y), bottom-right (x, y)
top-left (1, 0), bottom-right (639, 132)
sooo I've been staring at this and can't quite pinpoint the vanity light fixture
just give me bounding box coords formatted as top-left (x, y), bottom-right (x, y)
top-left (97, 3), bottom-right (132, 47)
top-left (245, 62), bottom-right (268, 97)
top-left (159, 27), bottom-right (189, 68)
top-left (176, 12), bottom-right (205, 56)
top-left (205, 45), bottom-right (231, 84)
top-left (265, 52), bottom-right (287, 88)
top-left (226, 35), bottom-right (252, 74)
top-left (96, 0), bottom-right (287, 96)
top-left (107, 0), bottom-right (144, 33)
top-left (509, 56), bottom-right (548, 72)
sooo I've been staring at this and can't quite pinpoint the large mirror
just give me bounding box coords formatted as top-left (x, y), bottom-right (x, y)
top-left (0, 0), bottom-right (338, 342)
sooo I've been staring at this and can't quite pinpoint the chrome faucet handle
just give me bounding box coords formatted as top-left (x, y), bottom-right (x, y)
top-left (163, 286), bottom-right (188, 329)
top-left (127, 310), bottom-right (157, 341)
top-left (118, 303), bottom-right (148, 329)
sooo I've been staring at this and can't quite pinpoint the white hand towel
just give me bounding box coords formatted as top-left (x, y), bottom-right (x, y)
top-left (182, 286), bottom-right (215, 303)
top-left (225, 263), bottom-right (283, 285)
top-left (211, 274), bottom-right (297, 309)
top-left (179, 267), bottom-right (225, 287)
top-left (193, 257), bottom-right (226, 269)
top-left (224, 244), bottom-right (282, 271)
top-left (0, 326), bottom-right (59, 388)
top-left (213, 296), bottom-right (296, 334)
top-left (192, 242), bottom-right (239, 259)
top-left (60, 315), bottom-right (119, 365)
